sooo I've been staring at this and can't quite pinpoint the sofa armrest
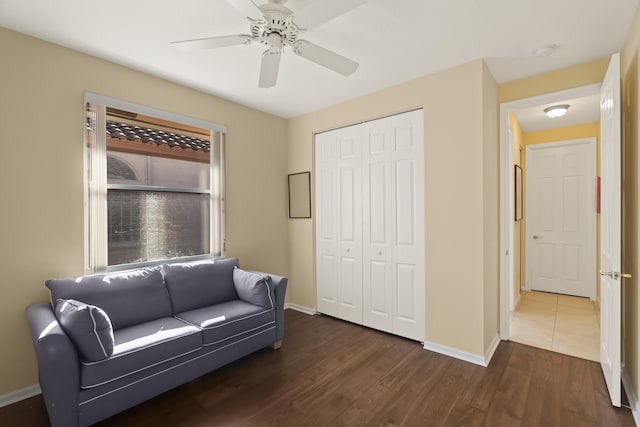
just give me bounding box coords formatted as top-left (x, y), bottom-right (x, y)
top-left (251, 272), bottom-right (287, 342)
top-left (269, 274), bottom-right (288, 342)
top-left (26, 304), bottom-right (80, 427)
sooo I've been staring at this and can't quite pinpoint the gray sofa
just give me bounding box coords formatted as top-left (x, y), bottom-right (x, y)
top-left (26, 257), bottom-right (287, 427)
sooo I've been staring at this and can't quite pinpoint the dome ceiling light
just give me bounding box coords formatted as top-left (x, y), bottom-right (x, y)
top-left (544, 104), bottom-right (570, 118)
top-left (533, 44), bottom-right (558, 57)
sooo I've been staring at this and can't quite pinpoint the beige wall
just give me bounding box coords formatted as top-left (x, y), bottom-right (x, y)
top-left (3, 6), bottom-right (638, 405)
top-left (288, 59), bottom-right (499, 357)
top-left (621, 1), bottom-right (640, 413)
top-left (0, 27), bottom-right (289, 396)
top-left (482, 62), bottom-right (500, 351)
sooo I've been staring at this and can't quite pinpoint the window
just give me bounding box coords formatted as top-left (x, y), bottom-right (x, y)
top-left (85, 94), bottom-right (225, 272)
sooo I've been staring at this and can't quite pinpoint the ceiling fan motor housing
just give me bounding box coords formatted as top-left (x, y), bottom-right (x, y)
top-left (251, 3), bottom-right (300, 51)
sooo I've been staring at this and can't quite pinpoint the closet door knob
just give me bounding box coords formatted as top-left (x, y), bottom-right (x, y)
top-left (378, 251), bottom-right (382, 255)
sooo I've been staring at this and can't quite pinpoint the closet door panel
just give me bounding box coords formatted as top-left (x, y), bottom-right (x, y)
top-left (396, 263), bottom-right (417, 321)
top-left (340, 168), bottom-right (356, 242)
top-left (336, 125), bottom-right (363, 323)
top-left (362, 124), bottom-right (393, 332)
top-left (364, 258), bottom-right (392, 332)
top-left (369, 163), bottom-right (387, 243)
top-left (339, 255), bottom-right (359, 318)
top-left (315, 131), bottom-right (339, 317)
top-left (395, 159), bottom-right (416, 247)
top-left (317, 254), bottom-right (338, 312)
top-left (363, 161), bottom-right (393, 331)
top-left (318, 169), bottom-right (336, 241)
top-left (390, 111), bottom-right (425, 341)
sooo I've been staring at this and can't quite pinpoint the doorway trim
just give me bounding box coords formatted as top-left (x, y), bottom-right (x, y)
top-left (499, 83), bottom-right (602, 340)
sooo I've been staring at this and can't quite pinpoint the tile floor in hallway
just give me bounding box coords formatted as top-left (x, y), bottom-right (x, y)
top-left (509, 290), bottom-right (600, 362)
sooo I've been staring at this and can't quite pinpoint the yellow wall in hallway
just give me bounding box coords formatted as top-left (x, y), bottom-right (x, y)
top-left (524, 122), bottom-right (600, 147)
top-left (509, 113), bottom-right (525, 304)
top-left (498, 58), bottom-right (609, 104)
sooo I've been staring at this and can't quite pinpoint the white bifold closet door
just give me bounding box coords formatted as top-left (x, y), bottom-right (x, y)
top-left (315, 124), bottom-right (363, 324)
top-left (315, 109), bottom-right (424, 342)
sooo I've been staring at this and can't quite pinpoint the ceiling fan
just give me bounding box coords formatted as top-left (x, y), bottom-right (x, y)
top-left (172, 0), bottom-right (367, 88)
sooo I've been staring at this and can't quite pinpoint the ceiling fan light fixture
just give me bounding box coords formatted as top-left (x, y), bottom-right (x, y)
top-left (533, 44), bottom-right (558, 58)
top-left (544, 104), bottom-right (570, 118)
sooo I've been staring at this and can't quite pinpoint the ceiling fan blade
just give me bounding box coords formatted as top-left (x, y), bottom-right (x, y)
top-left (171, 35), bottom-right (253, 51)
top-left (259, 50), bottom-right (282, 88)
top-left (226, 0), bottom-right (263, 20)
top-left (294, 0), bottom-right (367, 30)
top-left (293, 40), bottom-right (358, 76)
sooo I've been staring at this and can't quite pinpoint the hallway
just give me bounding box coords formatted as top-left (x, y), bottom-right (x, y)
top-left (510, 290), bottom-right (600, 362)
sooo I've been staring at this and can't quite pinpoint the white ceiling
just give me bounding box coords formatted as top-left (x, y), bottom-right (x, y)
top-left (513, 92), bottom-right (602, 133)
top-left (0, 0), bottom-right (637, 118)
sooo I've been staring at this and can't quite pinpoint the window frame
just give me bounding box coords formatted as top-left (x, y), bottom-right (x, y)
top-left (84, 92), bottom-right (226, 273)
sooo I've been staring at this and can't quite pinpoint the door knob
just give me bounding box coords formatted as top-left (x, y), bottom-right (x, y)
top-left (346, 248), bottom-right (350, 252)
top-left (601, 271), bottom-right (633, 280)
top-left (378, 251), bottom-right (382, 255)
top-left (533, 235), bottom-right (542, 240)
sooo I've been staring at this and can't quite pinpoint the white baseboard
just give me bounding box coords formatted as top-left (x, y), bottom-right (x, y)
top-left (512, 292), bottom-right (522, 311)
top-left (484, 334), bottom-right (501, 366)
top-left (424, 341), bottom-right (484, 367)
top-left (622, 366), bottom-right (640, 425)
top-left (423, 335), bottom-right (501, 367)
top-left (0, 384), bottom-right (41, 408)
top-left (284, 303), bottom-right (316, 315)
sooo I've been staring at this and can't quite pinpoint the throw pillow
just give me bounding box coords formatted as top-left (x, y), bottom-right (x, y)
top-left (232, 267), bottom-right (273, 309)
top-left (55, 299), bottom-right (114, 362)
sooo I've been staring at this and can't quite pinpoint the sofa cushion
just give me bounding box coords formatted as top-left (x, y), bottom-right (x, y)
top-left (163, 258), bottom-right (239, 314)
top-left (55, 299), bottom-right (114, 362)
top-left (176, 300), bottom-right (275, 347)
top-left (80, 317), bottom-right (202, 389)
top-left (46, 266), bottom-right (172, 330)
top-left (233, 267), bottom-right (274, 309)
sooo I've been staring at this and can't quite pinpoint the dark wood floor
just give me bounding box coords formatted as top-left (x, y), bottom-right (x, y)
top-left (3, 310), bottom-right (636, 426)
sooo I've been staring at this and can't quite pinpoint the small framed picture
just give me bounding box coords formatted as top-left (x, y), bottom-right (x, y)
top-left (288, 172), bottom-right (311, 219)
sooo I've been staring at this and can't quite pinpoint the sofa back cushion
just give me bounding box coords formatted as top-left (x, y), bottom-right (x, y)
top-left (46, 266), bottom-right (172, 330)
top-left (55, 299), bottom-right (114, 362)
top-left (233, 267), bottom-right (274, 309)
top-left (163, 257), bottom-right (239, 314)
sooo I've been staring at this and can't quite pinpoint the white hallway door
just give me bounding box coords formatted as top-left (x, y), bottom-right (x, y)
top-left (599, 53), bottom-right (622, 407)
top-left (525, 139), bottom-right (596, 299)
top-left (315, 109), bottom-right (425, 342)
